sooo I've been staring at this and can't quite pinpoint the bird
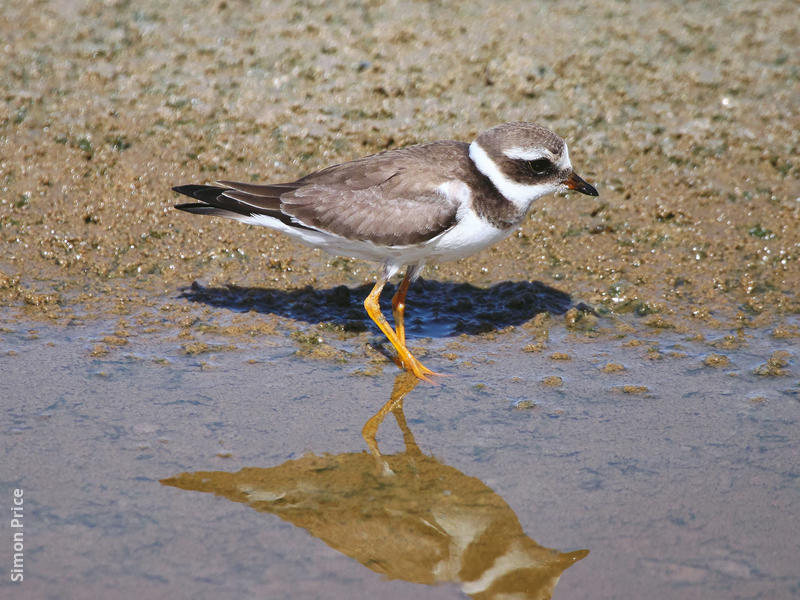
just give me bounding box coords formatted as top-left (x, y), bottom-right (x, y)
top-left (173, 122), bottom-right (598, 382)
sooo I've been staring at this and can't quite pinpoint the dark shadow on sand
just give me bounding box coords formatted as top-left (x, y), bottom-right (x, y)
top-left (180, 278), bottom-right (572, 338)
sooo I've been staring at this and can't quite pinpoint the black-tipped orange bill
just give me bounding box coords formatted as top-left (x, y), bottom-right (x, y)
top-left (565, 171), bottom-right (599, 196)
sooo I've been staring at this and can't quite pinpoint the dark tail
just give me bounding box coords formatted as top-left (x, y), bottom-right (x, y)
top-left (173, 184), bottom-right (250, 218)
top-left (172, 183), bottom-right (311, 230)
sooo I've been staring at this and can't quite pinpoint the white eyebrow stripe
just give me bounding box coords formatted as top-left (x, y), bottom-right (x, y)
top-left (469, 141), bottom-right (560, 211)
top-left (502, 147), bottom-right (552, 161)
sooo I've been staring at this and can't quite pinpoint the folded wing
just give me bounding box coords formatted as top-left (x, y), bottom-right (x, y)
top-left (174, 142), bottom-right (471, 246)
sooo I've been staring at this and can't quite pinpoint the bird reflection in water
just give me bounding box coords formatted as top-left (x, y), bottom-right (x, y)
top-left (161, 373), bottom-right (588, 599)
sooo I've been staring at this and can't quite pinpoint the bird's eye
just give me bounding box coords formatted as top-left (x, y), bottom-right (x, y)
top-left (527, 158), bottom-right (552, 175)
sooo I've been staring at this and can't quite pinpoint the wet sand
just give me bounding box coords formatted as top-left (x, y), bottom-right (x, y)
top-left (1, 0), bottom-right (799, 598)
top-left (1, 0), bottom-right (798, 333)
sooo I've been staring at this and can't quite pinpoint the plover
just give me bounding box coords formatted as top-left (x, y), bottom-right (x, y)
top-left (173, 122), bottom-right (598, 382)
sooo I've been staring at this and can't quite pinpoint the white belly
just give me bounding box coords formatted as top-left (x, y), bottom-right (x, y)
top-left (423, 207), bottom-right (511, 261)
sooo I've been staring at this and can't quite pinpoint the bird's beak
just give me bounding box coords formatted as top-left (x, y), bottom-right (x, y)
top-left (565, 171), bottom-right (599, 196)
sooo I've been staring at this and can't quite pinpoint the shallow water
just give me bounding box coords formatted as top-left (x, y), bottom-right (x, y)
top-left (2, 315), bottom-right (798, 599)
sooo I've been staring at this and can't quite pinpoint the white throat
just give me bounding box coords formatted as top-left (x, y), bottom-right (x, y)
top-left (468, 141), bottom-right (562, 213)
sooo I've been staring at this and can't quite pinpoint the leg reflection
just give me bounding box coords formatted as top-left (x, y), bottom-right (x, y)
top-left (362, 371), bottom-right (421, 469)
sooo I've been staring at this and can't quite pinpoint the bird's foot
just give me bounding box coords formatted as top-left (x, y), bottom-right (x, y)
top-left (393, 350), bottom-right (444, 384)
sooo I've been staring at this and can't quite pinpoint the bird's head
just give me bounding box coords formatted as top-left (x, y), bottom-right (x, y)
top-left (469, 122), bottom-right (598, 211)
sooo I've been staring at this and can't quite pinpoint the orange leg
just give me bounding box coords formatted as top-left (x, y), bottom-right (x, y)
top-left (391, 270), bottom-right (413, 347)
top-left (364, 277), bottom-right (438, 383)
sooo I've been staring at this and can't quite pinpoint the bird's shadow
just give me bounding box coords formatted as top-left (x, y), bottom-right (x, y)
top-left (180, 278), bottom-right (573, 339)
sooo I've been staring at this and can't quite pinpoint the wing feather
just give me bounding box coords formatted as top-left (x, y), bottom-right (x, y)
top-left (216, 180), bottom-right (301, 198)
top-left (280, 142), bottom-right (471, 245)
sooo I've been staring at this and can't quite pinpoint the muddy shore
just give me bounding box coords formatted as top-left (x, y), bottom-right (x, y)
top-left (1, 1), bottom-right (798, 350)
